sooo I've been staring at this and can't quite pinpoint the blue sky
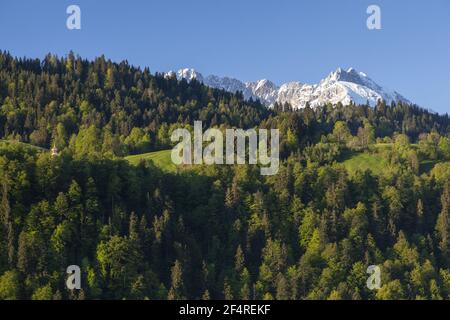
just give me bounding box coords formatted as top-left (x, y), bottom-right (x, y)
top-left (0, 0), bottom-right (449, 114)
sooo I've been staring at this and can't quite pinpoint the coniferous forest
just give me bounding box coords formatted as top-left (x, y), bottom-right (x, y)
top-left (0, 52), bottom-right (449, 300)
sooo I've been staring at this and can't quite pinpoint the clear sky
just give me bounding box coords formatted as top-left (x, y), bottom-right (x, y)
top-left (0, 0), bottom-right (449, 114)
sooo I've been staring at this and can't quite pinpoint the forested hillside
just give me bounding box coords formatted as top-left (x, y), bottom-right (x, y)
top-left (0, 52), bottom-right (449, 300)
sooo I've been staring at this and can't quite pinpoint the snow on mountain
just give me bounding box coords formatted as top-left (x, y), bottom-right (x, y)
top-left (204, 75), bottom-right (252, 99)
top-left (176, 68), bottom-right (204, 83)
top-left (246, 79), bottom-right (279, 106)
top-left (277, 82), bottom-right (315, 109)
top-left (309, 67), bottom-right (410, 108)
top-left (165, 67), bottom-right (410, 109)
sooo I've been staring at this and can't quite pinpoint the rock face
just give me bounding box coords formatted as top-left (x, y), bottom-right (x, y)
top-left (165, 67), bottom-right (410, 109)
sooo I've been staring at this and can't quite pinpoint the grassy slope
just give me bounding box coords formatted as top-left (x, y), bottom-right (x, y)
top-left (341, 143), bottom-right (446, 175)
top-left (0, 139), bottom-right (46, 152)
top-left (124, 149), bottom-right (177, 172)
top-left (127, 147), bottom-right (391, 175)
top-left (341, 152), bottom-right (388, 176)
top-left (124, 144), bottom-right (447, 176)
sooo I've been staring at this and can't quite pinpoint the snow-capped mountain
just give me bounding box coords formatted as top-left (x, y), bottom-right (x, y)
top-left (246, 79), bottom-right (279, 106)
top-left (165, 67), bottom-right (410, 109)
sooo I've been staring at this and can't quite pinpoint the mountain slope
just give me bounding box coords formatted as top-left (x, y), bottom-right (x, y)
top-left (167, 67), bottom-right (411, 109)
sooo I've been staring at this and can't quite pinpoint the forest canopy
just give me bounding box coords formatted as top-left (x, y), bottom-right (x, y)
top-left (0, 52), bottom-right (449, 300)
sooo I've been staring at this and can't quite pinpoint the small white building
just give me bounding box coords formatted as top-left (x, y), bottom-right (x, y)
top-left (51, 144), bottom-right (59, 157)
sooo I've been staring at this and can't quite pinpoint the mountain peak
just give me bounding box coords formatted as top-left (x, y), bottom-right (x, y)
top-left (252, 79), bottom-right (277, 90)
top-left (327, 67), bottom-right (362, 80)
top-left (166, 67), bottom-right (411, 109)
top-left (176, 68), bottom-right (204, 82)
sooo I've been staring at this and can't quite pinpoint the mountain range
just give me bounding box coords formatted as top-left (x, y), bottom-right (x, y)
top-left (165, 67), bottom-right (410, 109)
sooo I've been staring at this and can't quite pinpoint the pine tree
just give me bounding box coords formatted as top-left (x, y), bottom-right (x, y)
top-left (223, 278), bottom-right (233, 300)
top-left (275, 273), bottom-right (290, 300)
top-left (16, 232), bottom-right (29, 274)
top-left (235, 245), bottom-right (245, 274)
top-left (0, 178), bottom-right (14, 266)
top-left (416, 199), bottom-right (424, 233)
top-left (168, 260), bottom-right (185, 300)
top-left (436, 183), bottom-right (449, 261)
top-left (129, 212), bottom-right (139, 241)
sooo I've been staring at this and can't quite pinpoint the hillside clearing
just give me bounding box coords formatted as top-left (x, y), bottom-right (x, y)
top-left (124, 149), bottom-right (177, 172)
